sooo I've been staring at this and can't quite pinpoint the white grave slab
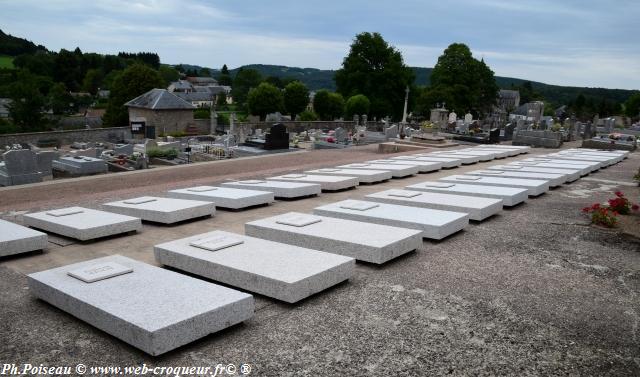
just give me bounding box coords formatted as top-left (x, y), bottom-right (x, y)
top-left (0, 219), bottom-right (48, 257)
top-left (557, 152), bottom-right (622, 164)
top-left (405, 181), bottom-right (528, 206)
top-left (464, 169), bottom-right (565, 187)
top-left (23, 207), bottom-right (141, 241)
top-left (366, 159), bottom-right (442, 173)
top-left (442, 150), bottom-right (496, 161)
top-left (521, 158), bottom-right (599, 172)
top-left (267, 174), bottom-right (359, 191)
top-left (313, 200), bottom-right (469, 239)
top-left (468, 148), bottom-right (514, 158)
top-left (423, 153), bottom-right (479, 164)
top-left (484, 145), bottom-right (531, 154)
top-left (548, 153), bottom-right (616, 166)
top-left (28, 255), bottom-right (254, 356)
top-left (103, 196), bottom-right (215, 224)
top-left (337, 163), bottom-right (419, 177)
top-left (365, 189), bottom-right (503, 221)
top-left (488, 164), bottom-right (579, 182)
top-left (390, 155), bottom-right (462, 168)
top-left (511, 161), bottom-right (590, 176)
top-left (221, 180), bottom-right (321, 199)
top-left (304, 168), bottom-right (391, 183)
top-left (155, 230), bottom-right (355, 303)
top-left (167, 186), bottom-right (274, 209)
top-left (245, 212), bottom-right (423, 264)
top-left (439, 174), bottom-right (549, 196)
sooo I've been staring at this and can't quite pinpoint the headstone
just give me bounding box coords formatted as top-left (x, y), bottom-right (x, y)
top-left (264, 123), bottom-right (289, 150)
top-left (489, 128), bottom-right (500, 143)
top-left (353, 114), bottom-right (360, 126)
top-left (334, 127), bottom-right (348, 143)
top-left (385, 124), bottom-right (398, 139)
top-left (154, 230), bottom-right (354, 303)
top-left (114, 144), bottom-right (134, 156)
top-left (167, 186), bottom-right (274, 210)
top-left (36, 151), bottom-right (59, 180)
top-left (0, 149), bottom-right (42, 186)
top-left (305, 168), bottom-right (392, 183)
top-left (583, 122), bottom-right (592, 139)
top-left (404, 126), bottom-right (413, 138)
top-left (448, 112), bottom-right (457, 123)
top-left (28, 255), bottom-right (254, 356)
top-left (405, 181), bottom-right (528, 207)
top-left (0, 219), bottom-right (48, 257)
top-left (504, 123), bottom-right (515, 140)
top-left (23, 207), bottom-right (142, 241)
top-left (464, 113), bottom-right (473, 125)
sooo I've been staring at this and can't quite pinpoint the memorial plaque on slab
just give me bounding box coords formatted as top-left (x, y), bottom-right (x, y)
top-left (123, 197), bottom-right (158, 205)
top-left (276, 215), bottom-right (322, 227)
top-left (189, 235), bottom-right (244, 251)
top-left (339, 202), bottom-right (380, 211)
top-left (46, 208), bottom-right (84, 217)
top-left (282, 174), bottom-right (307, 179)
top-left (67, 262), bottom-right (133, 283)
top-left (389, 191), bottom-right (421, 198)
top-left (187, 186), bottom-right (218, 192)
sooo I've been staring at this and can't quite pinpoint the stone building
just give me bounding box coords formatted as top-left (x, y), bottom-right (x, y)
top-left (497, 90), bottom-right (521, 113)
top-left (125, 89), bottom-right (195, 137)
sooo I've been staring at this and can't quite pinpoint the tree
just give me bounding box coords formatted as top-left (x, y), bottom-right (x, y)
top-left (218, 64), bottom-right (232, 86)
top-left (247, 82), bottom-right (284, 120)
top-left (103, 64), bottom-right (164, 127)
top-left (313, 90), bottom-right (331, 120)
top-left (345, 94), bottom-right (370, 118)
top-left (81, 68), bottom-right (103, 95)
top-left (319, 92), bottom-right (346, 120)
top-left (298, 110), bottom-right (318, 121)
top-left (424, 43), bottom-right (499, 117)
top-left (48, 82), bottom-right (73, 115)
top-left (232, 68), bottom-right (262, 105)
top-left (335, 32), bottom-right (414, 120)
top-left (7, 70), bottom-right (46, 132)
top-left (158, 66), bottom-right (180, 85)
top-left (284, 81), bottom-right (309, 120)
top-left (216, 92), bottom-right (227, 108)
top-left (624, 92), bottom-right (640, 118)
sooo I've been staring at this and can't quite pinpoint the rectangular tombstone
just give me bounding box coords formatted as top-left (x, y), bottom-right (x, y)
top-left (28, 255), bottom-right (254, 356)
top-left (365, 189), bottom-right (503, 221)
top-left (464, 169), bottom-right (566, 187)
top-left (245, 212), bottom-right (423, 264)
top-left (167, 186), bottom-right (274, 209)
top-left (468, 148), bottom-right (514, 158)
top-left (103, 197), bottom-right (215, 224)
top-left (221, 180), bottom-right (321, 199)
top-left (422, 153), bottom-right (479, 164)
top-left (0, 219), bottom-right (48, 257)
top-left (336, 163), bottom-right (419, 177)
top-left (405, 181), bottom-right (528, 206)
top-left (391, 155), bottom-right (462, 168)
top-left (511, 161), bottom-right (590, 176)
top-left (438, 174), bottom-right (549, 196)
top-left (487, 164), bottom-right (579, 182)
top-left (154, 230), bottom-right (355, 303)
top-left (23, 207), bottom-right (141, 241)
top-left (484, 145), bottom-right (531, 154)
top-left (52, 156), bottom-right (107, 175)
top-left (521, 158), bottom-right (599, 172)
top-left (267, 174), bottom-right (359, 191)
top-left (366, 159), bottom-right (442, 173)
top-left (548, 153), bottom-right (616, 166)
top-left (558, 152), bottom-right (622, 164)
top-left (313, 199), bottom-right (468, 239)
top-left (442, 150), bottom-right (496, 161)
top-left (304, 168), bottom-right (391, 183)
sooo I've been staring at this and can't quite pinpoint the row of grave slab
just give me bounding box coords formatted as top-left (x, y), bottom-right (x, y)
top-left (0, 145), bottom-right (629, 356)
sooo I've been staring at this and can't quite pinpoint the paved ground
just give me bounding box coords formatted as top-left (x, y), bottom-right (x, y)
top-left (1, 142), bottom-right (639, 376)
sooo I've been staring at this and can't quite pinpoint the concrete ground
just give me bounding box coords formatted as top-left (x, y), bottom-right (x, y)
top-left (1, 142), bottom-right (639, 376)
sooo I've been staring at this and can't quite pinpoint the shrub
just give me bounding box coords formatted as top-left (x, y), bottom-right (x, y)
top-left (582, 204), bottom-right (618, 228)
top-left (147, 148), bottom-right (178, 159)
top-left (298, 110), bottom-right (318, 121)
top-left (608, 191), bottom-right (634, 214)
top-left (194, 108), bottom-right (210, 119)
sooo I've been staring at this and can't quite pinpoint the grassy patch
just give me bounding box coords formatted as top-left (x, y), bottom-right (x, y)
top-left (0, 56), bottom-right (15, 69)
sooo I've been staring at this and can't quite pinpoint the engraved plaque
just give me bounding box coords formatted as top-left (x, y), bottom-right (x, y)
top-left (339, 201), bottom-right (379, 211)
top-left (190, 235), bottom-right (244, 251)
top-left (282, 174), bottom-right (306, 179)
top-left (421, 182), bottom-right (455, 188)
top-left (68, 262), bottom-right (133, 283)
top-left (47, 208), bottom-right (84, 217)
top-left (388, 191), bottom-right (421, 198)
top-left (455, 176), bottom-right (481, 180)
top-left (276, 215), bottom-right (322, 227)
top-left (123, 197), bottom-right (158, 205)
top-left (239, 180), bottom-right (266, 184)
top-left (187, 186), bottom-right (218, 192)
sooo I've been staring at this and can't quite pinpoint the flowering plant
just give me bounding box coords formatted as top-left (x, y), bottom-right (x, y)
top-left (582, 192), bottom-right (639, 227)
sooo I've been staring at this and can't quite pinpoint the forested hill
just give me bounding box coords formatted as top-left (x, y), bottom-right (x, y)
top-left (0, 29), bottom-right (47, 56)
top-left (223, 64), bottom-right (635, 107)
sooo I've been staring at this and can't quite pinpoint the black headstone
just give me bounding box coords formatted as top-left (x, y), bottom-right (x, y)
top-left (489, 128), bottom-right (500, 143)
top-left (264, 123), bottom-right (289, 150)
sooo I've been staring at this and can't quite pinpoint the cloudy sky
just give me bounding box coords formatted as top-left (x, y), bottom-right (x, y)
top-left (1, 0), bottom-right (639, 89)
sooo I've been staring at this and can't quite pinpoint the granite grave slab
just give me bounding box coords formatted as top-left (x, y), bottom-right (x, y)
top-left (336, 163), bottom-right (419, 177)
top-left (464, 169), bottom-right (565, 187)
top-left (304, 168), bottom-right (391, 184)
top-left (167, 186), bottom-right (274, 210)
top-left (405, 181), bottom-right (528, 206)
top-left (267, 174), bottom-right (359, 191)
top-left (103, 197), bottom-right (215, 224)
top-left (438, 175), bottom-right (549, 196)
top-left (221, 180), bottom-right (321, 199)
top-left (0, 219), bottom-right (48, 257)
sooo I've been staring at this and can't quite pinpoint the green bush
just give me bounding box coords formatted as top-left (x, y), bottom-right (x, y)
top-left (147, 148), bottom-right (178, 159)
top-left (298, 110), bottom-right (318, 121)
top-left (194, 108), bottom-right (210, 119)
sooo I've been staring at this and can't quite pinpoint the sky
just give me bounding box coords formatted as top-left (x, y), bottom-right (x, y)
top-left (1, 0), bottom-right (639, 90)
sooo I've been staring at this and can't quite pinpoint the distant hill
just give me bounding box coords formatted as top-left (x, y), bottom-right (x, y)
top-left (0, 29), bottom-right (47, 56)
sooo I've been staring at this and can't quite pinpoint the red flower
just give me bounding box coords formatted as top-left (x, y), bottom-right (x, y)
top-left (582, 207), bottom-right (590, 213)
top-left (615, 191), bottom-right (623, 198)
top-left (592, 203), bottom-right (600, 210)
top-left (632, 204), bottom-right (639, 211)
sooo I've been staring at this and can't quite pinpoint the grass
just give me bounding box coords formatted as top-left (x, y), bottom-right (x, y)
top-left (0, 56), bottom-right (15, 69)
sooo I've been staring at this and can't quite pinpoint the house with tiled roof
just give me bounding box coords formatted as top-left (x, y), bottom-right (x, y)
top-left (125, 89), bottom-right (196, 136)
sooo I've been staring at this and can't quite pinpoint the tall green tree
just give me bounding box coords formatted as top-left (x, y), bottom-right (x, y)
top-left (313, 90), bottom-right (344, 120)
top-left (232, 68), bottom-right (262, 105)
top-left (158, 66), bottom-right (180, 85)
top-left (48, 82), bottom-right (73, 115)
top-left (423, 43), bottom-right (499, 117)
top-left (81, 68), bottom-right (103, 95)
top-left (218, 64), bottom-right (232, 86)
top-left (624, 92), bottom-right (640, 118)
top-left (7, 70), bottom-right (46, 131)
top-left (102, 64), bottom-right (164, 127)
top-left (335, 32), bottom-right (414, 120)
top-left (345, 94), bottom-right (370, 118)
top-left (283, 81), bottom-right (309, 120)
top-left (247, 82), bottom-right (284, 120)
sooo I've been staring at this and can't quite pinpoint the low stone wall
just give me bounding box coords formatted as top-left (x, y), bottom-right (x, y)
top-left (513, 130), bottom-right (562, 148)
top-left (581, 139), bottom-right (636, 151)
top-left (233, 121), bottom-right (383, 133)
top-left (0, 127), bottom-right (132, 147)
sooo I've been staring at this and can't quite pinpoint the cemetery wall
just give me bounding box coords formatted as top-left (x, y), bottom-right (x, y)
top-left (0, 127), bottom-right (132, 147)
top-left (234, 121), bottom-right (385, 133)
